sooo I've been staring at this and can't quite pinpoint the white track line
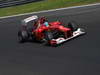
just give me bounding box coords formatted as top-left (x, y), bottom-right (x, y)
top-left (0, 3), bottom-right (100, 19)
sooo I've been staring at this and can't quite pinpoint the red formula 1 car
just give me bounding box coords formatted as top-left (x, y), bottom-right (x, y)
top-left (18, 15), bottom-right (85, 46)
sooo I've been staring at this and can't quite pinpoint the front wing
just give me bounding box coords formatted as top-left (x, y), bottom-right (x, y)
top-left (50, 28), bottom-right (85, 45)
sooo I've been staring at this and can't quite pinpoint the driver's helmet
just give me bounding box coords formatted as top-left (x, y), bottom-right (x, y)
top-left (39, 16), bottom-right (46, 24)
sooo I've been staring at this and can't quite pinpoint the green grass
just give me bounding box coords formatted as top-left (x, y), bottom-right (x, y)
top-left (0, 0), bottom-right (100, 17)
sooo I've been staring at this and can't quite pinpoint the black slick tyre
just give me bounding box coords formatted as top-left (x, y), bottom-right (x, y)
top-left (18, 30), bottom-right (29, 43)
top-left (67, 21), bottom-right (78, 31)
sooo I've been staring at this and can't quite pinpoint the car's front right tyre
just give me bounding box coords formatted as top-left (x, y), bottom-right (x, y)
top-left (67, 21), bottom-right (78, 32)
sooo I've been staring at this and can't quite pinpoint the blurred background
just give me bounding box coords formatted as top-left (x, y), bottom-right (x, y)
top-left (0, 0), bottom-right (43, 8)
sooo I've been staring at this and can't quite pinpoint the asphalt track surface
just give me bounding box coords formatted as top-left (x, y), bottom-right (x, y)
top-left (0, 5), bottom-right (100, 75)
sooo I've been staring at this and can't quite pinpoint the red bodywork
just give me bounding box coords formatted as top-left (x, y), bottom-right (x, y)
top-left (32, 21), bottom-right (71, 40)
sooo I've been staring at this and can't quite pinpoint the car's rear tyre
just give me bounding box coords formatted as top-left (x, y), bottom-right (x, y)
top-left (18, 30), bottom-right (29, 43)
top-left (27, 28), bottom-right (36, 41)
top-left (67, 21), bottom-right (78, 31)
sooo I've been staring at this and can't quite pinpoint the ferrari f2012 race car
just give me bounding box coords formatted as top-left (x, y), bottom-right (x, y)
top-left (18, 15), bottom-right (85, 46)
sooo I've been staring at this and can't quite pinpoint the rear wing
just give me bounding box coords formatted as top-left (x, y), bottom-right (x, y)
top-left (21, 15), bottom-right (38, 26)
